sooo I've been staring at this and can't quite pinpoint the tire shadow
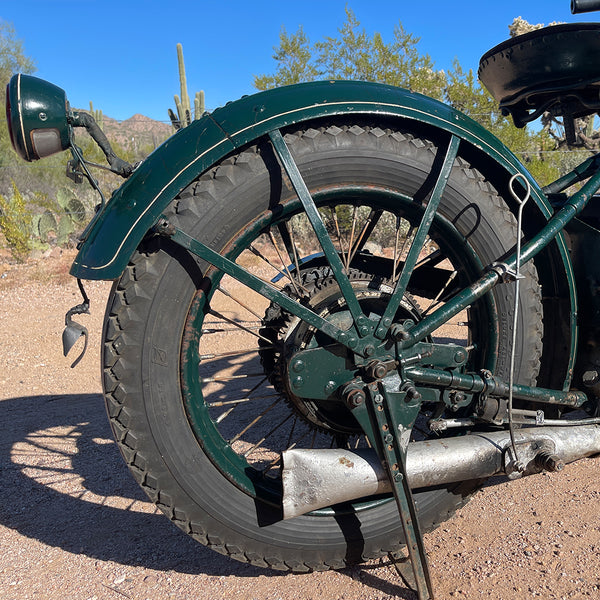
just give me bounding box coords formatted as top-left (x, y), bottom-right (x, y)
top-left (0, 392), bottom-right (417, 597)
top-left (0, 393), bottom-right (265, 577)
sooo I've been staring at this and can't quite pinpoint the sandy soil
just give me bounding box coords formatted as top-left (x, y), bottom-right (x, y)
top-left (2, 251), bottom-right (600, 600)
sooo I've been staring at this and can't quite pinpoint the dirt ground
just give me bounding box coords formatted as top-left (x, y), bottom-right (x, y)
top-left (2, 251), bottom-right (600, 600)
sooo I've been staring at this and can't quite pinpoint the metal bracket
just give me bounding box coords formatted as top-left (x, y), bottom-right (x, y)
top-left (62, 278), bottom-right (90, 368)
top-left (348, 383), bottom-right (434, 599)
top-left (488, 261), bottom-right (524, 283)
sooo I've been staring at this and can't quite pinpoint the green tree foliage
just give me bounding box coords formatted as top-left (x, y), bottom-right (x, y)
top-left (255, 7), bottom-right (445, 99)
top-left (0, 181), bottom-right (32, 260)
top-left (254, 8), bottom-right (567, 185)
top-left (1, 21), bottom-right (36, 164)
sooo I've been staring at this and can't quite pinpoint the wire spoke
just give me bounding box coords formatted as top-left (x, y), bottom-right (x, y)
top-left (248, 244), bottom-right (296, 289)
top-left (217, 285), bottom-right (267, 321)
top-left (200, 346), bottom-right (275, 361)
top-left (209, 309), bottom-right (275, 345)
top-left (243, 412), bottom-right (295, 458)
top-left (229, 397), bottom-right (284, 444)
top-left (345, 206), bottom-right (359, 270)
top-left (347, 208), bottom-right (383, 265)
top-left (330, 206), bottom-right (349, 261)
top-left (267, 230), bottom-right (308, 297)
top-left (207, 393), bottom-right (280, 408)
top-left (201, 372), bottom-right (266, 383)
top-left (422, 270), bottom-right (458, 317)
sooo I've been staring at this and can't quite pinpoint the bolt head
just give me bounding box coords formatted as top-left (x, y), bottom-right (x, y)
top-left (454, 350), bottom-right (467, 363)
top-left (346, 389), bottom-right (365, 407)
top-left (324, 381), bottom-right (337, 394)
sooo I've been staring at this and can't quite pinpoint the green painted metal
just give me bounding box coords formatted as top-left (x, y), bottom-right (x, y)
top-left (404, 166), bottom-right (600, 352)
top-left (67, 78), bottom-right (578, 389)
top-left (375, 134), bottom-right (460, 339)
top-left (70, 79), bottom-right (567, 281)
top-left (6, 74), bottom-right (71, 161)
top-left (285, 341), bottom-right (469, 401)
top-left (350, 384), bottom-right (433, 599)
top-left (268, 129), bottom-right (366, 329)
top-left (169, 223), bottom-right (362, 350)
top-left (406, 365), bottom-right (587, 407)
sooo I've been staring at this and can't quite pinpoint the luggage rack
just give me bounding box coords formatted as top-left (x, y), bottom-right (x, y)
top-left (478, 23), bottom-right (600, 144)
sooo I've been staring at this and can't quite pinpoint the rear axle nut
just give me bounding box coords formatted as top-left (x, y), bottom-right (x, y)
top-left (535, 451), bottom-right (565, 472)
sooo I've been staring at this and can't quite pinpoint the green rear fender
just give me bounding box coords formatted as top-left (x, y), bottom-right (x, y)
top-left (71, 80), bottom-right (557, 279)
top-left (70, 80), bottom-right (577, 389)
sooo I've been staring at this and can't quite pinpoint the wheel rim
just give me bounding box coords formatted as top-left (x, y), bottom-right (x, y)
top-left (180, 187), bottom-right (498, 508)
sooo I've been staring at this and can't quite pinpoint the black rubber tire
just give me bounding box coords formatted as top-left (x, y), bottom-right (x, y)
top-left (102, 123), bottom-right (543, 572)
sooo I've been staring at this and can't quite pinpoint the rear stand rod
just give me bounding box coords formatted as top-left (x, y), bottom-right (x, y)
top-left (349, 382), bottom-right (434, 599)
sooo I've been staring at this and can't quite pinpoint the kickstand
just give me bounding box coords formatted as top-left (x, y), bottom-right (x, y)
top-left (349, 382), bottom-right (435, 600)
top-left (387, 550), bottom-right (419, 590)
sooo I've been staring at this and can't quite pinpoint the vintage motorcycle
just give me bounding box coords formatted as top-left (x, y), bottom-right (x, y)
top-left (7, 1), bottom-right (600, 597)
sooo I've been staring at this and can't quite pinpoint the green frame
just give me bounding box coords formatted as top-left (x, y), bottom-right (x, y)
top-left (69, 79), bottom-right (578, 389)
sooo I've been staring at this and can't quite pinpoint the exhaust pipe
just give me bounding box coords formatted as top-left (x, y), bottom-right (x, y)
top-left (281, 425), bottom-right (600, 519)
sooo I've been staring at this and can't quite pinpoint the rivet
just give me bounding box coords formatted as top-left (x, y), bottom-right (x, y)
top-left (324, 381), bottom-right (337, 394)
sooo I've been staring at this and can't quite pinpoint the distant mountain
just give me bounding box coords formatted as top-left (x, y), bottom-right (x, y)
top-left (101, 113), bottom-right (173, 151)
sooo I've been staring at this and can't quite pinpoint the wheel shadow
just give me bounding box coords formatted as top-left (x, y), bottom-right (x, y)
top-left (0, 393), bottom-right (263, 577)
top-left (0, 392), bottom-right (416, 597)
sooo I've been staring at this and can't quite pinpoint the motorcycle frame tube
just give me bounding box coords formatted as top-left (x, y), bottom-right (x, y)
top-left (68, 79), bottom-right (577, 388)
top-left (402, 167), bottom-right (600, 350)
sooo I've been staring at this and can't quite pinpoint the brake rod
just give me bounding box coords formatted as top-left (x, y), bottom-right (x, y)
top-left (405, 365), bottom-right (587, 408)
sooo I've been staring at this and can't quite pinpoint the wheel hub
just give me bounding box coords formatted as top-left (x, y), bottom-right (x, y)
top-left (259, 264), bottom-right (422, 435)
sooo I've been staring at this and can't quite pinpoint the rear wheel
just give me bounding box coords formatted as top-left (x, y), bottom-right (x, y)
top-left (103, 123), bottom-right (543, 571)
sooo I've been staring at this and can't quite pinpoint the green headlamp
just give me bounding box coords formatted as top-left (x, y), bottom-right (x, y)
top-left (5, 73), bottom-right (71, 161)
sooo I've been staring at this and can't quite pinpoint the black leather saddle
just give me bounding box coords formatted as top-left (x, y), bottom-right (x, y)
top-left (479, 23), bottom-right (600, 142)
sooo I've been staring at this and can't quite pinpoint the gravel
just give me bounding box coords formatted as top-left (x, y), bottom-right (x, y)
top-left (2, 253), bottom-right (600, 599)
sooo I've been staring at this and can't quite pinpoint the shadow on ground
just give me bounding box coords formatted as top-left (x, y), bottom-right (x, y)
top-left (0, 393), bottom-right (414, 597)
top-left (0, 393), bottom-right (264, 577)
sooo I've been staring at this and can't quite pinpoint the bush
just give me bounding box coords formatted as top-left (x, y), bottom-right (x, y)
top-left (0, 181), bottom-right (32, 261)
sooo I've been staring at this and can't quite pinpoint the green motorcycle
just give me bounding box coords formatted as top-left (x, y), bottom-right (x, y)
top-left (7, 1), bottom-right (600, 597)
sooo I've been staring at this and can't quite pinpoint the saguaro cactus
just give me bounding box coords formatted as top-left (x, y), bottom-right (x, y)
top-left (89, 101), bottom-right (104, 130)
top-left (168, 44), bottom-right (206, 130)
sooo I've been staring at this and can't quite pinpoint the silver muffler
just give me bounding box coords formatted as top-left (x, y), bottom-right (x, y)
top-left (281, 425), bottom-right (600, 519)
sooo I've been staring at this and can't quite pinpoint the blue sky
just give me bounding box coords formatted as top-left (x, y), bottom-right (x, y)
top-left (2, 0), bottom-right (596, 122)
